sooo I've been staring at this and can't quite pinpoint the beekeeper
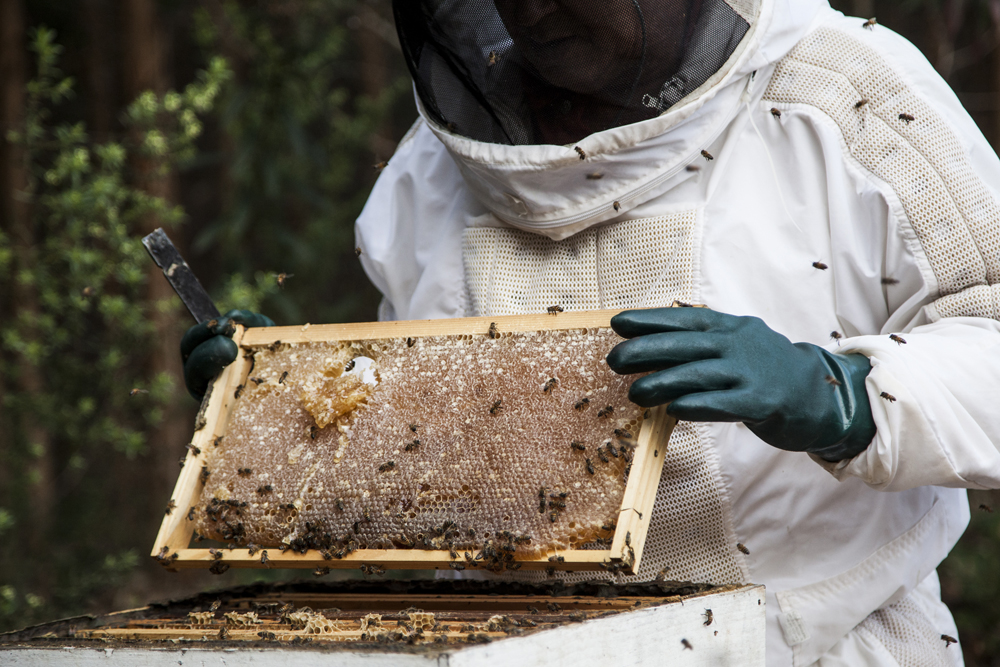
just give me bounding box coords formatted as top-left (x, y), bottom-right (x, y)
top-left (357, 0), bottom-right (1000, 664)
top-left (182, 0), bottom-right (1000, 664)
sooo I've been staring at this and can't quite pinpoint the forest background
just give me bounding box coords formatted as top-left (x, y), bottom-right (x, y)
top-left (0, 0), bottom-right (998, 663)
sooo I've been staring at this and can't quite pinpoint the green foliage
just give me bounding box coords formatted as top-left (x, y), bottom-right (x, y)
top-left (191, 0), bottom-right (407, 325)
top-left (0, 27), bottom-right (227, 630)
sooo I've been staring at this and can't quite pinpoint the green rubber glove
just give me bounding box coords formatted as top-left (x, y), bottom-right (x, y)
top-left (180, 309), bottom-right (275, 400)
top-left (606, 308), bottom-right (876, 462)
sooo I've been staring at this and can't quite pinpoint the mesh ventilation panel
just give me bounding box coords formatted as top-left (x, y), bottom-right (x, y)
top-left (857, 595), bottom-right (961, 667)
top-left (463, 213), bottom-right (700, 317)
top-left (764, 27), bottom-right (1000, 321)
top-left (194, 329), bottom-right (646, 560)
top-left (394, 0), bottom-right (754, 145)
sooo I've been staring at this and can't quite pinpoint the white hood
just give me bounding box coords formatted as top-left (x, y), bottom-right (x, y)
top-left (419, 0), bottom-right (827, 240)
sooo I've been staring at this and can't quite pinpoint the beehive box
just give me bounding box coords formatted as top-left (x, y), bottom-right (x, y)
top-left (0, 579), bottom-right (766, 666)
top-left (152, 310), bottom-right (676, 575)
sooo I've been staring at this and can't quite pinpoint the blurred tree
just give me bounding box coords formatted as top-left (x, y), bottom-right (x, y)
top-left (0, 25), bottom-right (228, 628)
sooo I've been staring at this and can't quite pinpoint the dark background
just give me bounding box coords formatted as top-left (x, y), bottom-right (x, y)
top-left (0, 0), bottom-right (997, 662)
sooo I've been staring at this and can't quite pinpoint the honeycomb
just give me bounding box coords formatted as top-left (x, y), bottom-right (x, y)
top-left (192, 328), bottom-right (644, 562)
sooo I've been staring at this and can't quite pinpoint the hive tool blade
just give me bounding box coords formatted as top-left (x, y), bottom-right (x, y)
top-left (141, 228), bottom-right (220, 324)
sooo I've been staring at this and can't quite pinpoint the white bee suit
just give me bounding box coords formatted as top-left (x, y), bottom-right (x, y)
top-left (355, 1), bottom-right (1000, 665)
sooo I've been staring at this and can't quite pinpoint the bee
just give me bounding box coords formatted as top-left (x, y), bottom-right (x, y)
top-left (701, 149), bottom-right (714, 161)
top-left (570, 441), bottom-right (586, 451)
top-left (854, 99), bottom-right (869, 109)
top-left (129, 388), bottom-right (148, 397)
top-left (863, 17), bottom-right (877, 30)
top-left (549, 511), bottom-right (558, 523)
top-left (654, 566), bottom-right (670, 581)
top-left (363, 507), bottom-right (373, 522)
top-left (613, 200), bottom-right (621, 212)
top-left (336, 498), bottom-right (345, 511)
top-left (881, 277), bottom-right (900, 285)
top-left (597, 447), bottom-right (609, 463)
top-left (209, 561), bottom-right (230, 575)
top-left (210, 599), bottom-right (222, 612)
top-left (165, 500), bottom-right (176, 516)
top-left (543, 378), bottom-right (558, 393)
top-left (373, 161), bottom-right (388, 172)
top-left (625, 531), bottom-right (631, 547)
top-left (547, 305), bottom-right (564, 314)
top-left (313, 567), bottom-right (330, 577)
top-left (82, 286), bottom-right (95, 297)
top-left (830, 331), bottom-right (843, 344)
top-left (200, 466), bottom-right (211, 484)
top-left (237, 467), bottom-right (253, 477)
top-left (527, 606), bottom-right (539, 614)
top-left (880, 391), bottom-right (897, 402)
top-left (574, 398), bottom-right (590, 410)
top-left (258, 631), bottom-right (277, 641)
top-left (681, 638), bottom-right (694, 650)
top-left (813, 261), bottom-right (828, 270)
top-left (487, 50), bottom-right (500, 66)
top-left (155, 546), bottom-right (170, 561)
top-left (825, 375), bottom-right (842, 386)
top-left (409, 423), bottom-right (419, 433)
top-left (704, 609), bottom-right (714, 626)
top-left (585, 458), bottom-right (595, 475)
top-left (574, 146), bottom-right (587, 160)
top-left (279, 371), bottom-right (288, 384)
top-left (685, 164), bottom-right (702, 174)
top-left (355, 246), bottom-right (362, 257)
top-left (256, 484), bottom-right (273, 495)
top-left (407, 337), bottom-right (415, 347)
top-left (545, 566), bottom-right (556, 576)
top-left (548, 555), bottom-right (565, 563)
top-left (213, 436), bottom-right (223, 447)
top-left (345, 359), bottom-right (356, 372)
top-left (586, 172), bottom-right (604, 180)
top-left (889, 334), bottom-right (907, 345)
top-left (980, 504), bottom-right (994, 513)
top-left (899, 113), bottom-right (915, 124)
top-left (521, 618), bottom-right (537, 627)
top-left (309, 425), bottom-right (319, 440)
top-left (941, 634), bottom-right (958, 648)
top-left (209, 548), bottom-right (224, 560)
top-left (186, 443), bottom-right (201, 456)
top-left (597, 405), bottom-right (614, 418)
top-left (247, 543), bottom-right (259, 556)
top-left (546, 602), bottom-right (562, 613)
top-left (770, 108), bottom-right (781, 118)
top-left (260, 550), bottom-right (269, 565)
top-left (737, 543), bottom-right (750, 555)
top-left (488, 322), bottom-right (499, 339)
top-left (218, 626), bottom-right (230, 640)
top-left (449, 562), bottom-right (466, 571)
top-left (187, 506), bottom-right (197, 520)
top-left (404, 439), bottom-right (420, 452)
top-left (613, 429), bottom-right (632, 439)
top-left (234, 383), bottom-right (245, 399)
top-left (490, 399), bottom-right (503, 415)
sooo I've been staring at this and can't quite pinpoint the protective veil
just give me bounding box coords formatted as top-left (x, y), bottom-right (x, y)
top-left (358, 1), bottom-right (1000, 665)
top-left (394, 0), bottom-right (751, 145)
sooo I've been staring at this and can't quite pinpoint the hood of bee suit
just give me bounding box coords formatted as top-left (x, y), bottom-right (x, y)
top-left (394, 0), bottom-right (827, 240)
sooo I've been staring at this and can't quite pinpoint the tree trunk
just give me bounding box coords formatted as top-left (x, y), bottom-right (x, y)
top-left (0, 0), bottom-right (57, 596)
top-left (120, 0), bottom-right (190, 527)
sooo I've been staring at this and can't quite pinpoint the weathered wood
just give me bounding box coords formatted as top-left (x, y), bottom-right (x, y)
top-left (0, 585), bottom-right (766, 666)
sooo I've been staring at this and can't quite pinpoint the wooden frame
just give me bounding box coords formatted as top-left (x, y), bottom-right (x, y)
top-left (152, 310), bottom-right (676, 575)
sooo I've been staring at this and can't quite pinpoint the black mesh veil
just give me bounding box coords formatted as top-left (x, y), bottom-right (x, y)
top-left (393, 0), bottom-right (751, 146)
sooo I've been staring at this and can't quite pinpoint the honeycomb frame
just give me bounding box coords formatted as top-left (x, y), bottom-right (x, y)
top-left (152, 310), bottom-right (675, 575)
